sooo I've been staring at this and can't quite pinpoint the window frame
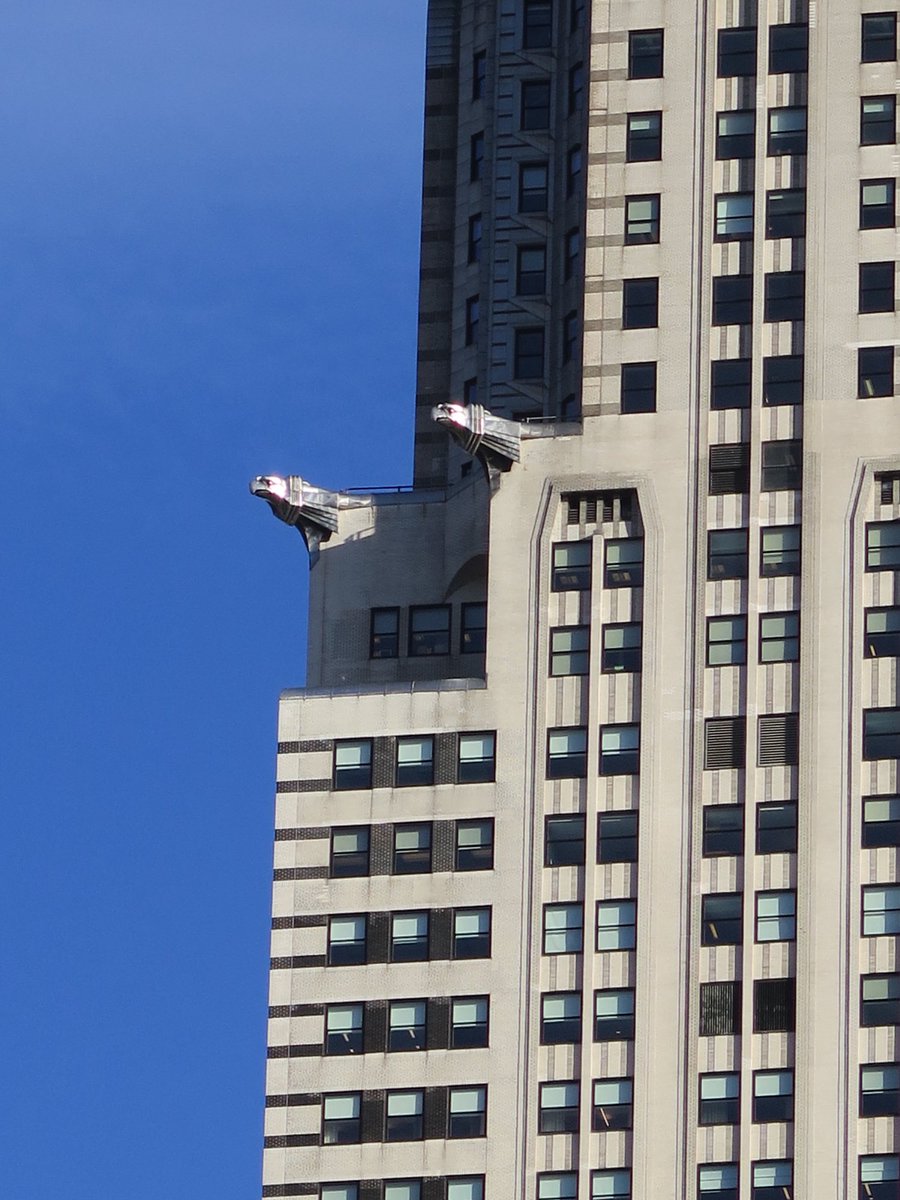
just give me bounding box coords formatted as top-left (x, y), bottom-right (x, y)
top-left (521, 79), bottom-right (552, 130)
top-left (759, 611), bottom-right (800, 663)
top-left (514, 325), bottom-right (546, 379)
top-left (715, 192), bottom-right (754, 240)
top-left (859, 261), bottom-right (896, 313)
top-left (325, 1003), bottom-right (364, 1056)
top-left (699, 1072), bottom-right (740, 1126)
top-left (628, 28), bottom-right (663, 78)
top-left (860, 178), bottom-right (896, 229)
top-left (392, 823), bottom-right (433, 875)
top-left (550, 624), bottom-right (590, 676)
top-left (760, 524), bottom-right (801, 576)
top-left (599, 723), bottom-right (640, 776)
top-left (625, 111), bottom-right (662, 162)
top-left (701, 892), bottom-right (743, 945)
top-left (620, 361), bottom-right (657, 413)
top-left (861, 95), bottom-right (897, 146)
top-left (519, 161), bottom-right (549, 213)
top-left (543, 902), bottom-right (584, 955)
top-left (540, 991), bottom-right (583, 1044)
top-left (370, 608), bottom-right (400, 659)
top-left (592, 1077), bottom-right (634, 1131)
top-left (388, 999), bottom-right (427, 1052)
top-left (717, 26), bottom-right (757, 76)
top-left (395, 735), bottom-right (435, 787)
top-left (452, 906), bottom-right (491, 959)
top-left (460, 601), bottom-right (487, 654)
top-left (624, 193), bottom-right (660, 244)
top-left (708, 528), bottom-right (749, 579)
top-left (596, 898), bottom-right (637, 951)
top-left (593, 987), bottom-right (635, 1041)
top-left (716, 109), bottom-right (755, 158)
top-left (329, 827), bottom-right (371, 879)
top-left (756, 801), bottom-right (797, 854)
top-left (755, 890), bottom-right (796, 943)
top-left (862, 13), bottom-right (898, 62)
top-left (457, 731), bottom-right (496, 784)
top-left (702, 804), bottom-right (744, 857)
top-left (706, 614), bottom-right (748, 666)
top-left (455, 818), bottom-right (494, 871)
top-left (545, 814), bottom-right (587, 867)
top-left (601, 622), bottom-right (642, 673)
top-left (450, 995), bottom-right (489, 1049)
top-left (765, 188), bottom-right (806, 239)
top-left (333, 739), bottom-right (374, 791)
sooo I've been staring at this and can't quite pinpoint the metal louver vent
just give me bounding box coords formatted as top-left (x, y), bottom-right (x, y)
top-left (757, 714), bottom-right (799, 766)
top-left (704, 717), bottom-right (746, 769)
top-left (709, 443), bottom-right (751, 495)
top-left (878, 473), bottom-right (900, 505)
top-left (700, 981), bottom-right (741, 1035)
top-left (754, 977), bottom-right (796, 1032)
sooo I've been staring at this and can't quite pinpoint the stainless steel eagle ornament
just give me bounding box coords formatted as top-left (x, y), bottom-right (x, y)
top-left (249, 475), bottom-right (366, 562)
top-left (431, 402), bottom-right (522, 489)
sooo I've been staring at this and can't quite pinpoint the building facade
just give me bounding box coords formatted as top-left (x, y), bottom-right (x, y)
top-left (257, 3), bottom-right (900, 1199)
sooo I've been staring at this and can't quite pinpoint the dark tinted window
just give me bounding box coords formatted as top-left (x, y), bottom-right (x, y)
top-left (629, 29), bottom-right (663, 78)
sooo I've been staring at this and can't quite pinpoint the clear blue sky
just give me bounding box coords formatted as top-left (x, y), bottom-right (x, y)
top-left (0, 4), bottom-right (426, 1195)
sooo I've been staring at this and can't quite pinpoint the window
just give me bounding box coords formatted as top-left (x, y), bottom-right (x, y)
top-left (768, 106), bottom-right (807, 155)
top-left (763, 355), bottom-right (804, 405)
top-left (552, 541), bottom-right (591, 590)
top-left (334, 740), bottom-right (373, 790)
top-left (523, 0), bottom-right (553, 49)
top-left (863, 13), bottom-right (898, 61)
top-left (758, 713), bottom-right (799, 766)
top-left (517, 244), bottom-right (547, 295)
top-left (594, 988), bottom-right (635, 1040)
top-left (598, 811), bottom-right (638, 863)
top-left (754, 978), bottom-right (796, 1031)
top-left (701, 893), bottom-right (742, 945)
top-left (454, 907), bottom-right (491, 958)
top-left (626, 112), bottom-right (662, 162)
top-left (393, 824), bottom-right (432, 874)
top-left (472, 49), bottom-right (486, 99)
top-left (545, 815), bottom-right (586, 866)
top-left (761, 440), bottom-right (802, 491)
top-left (514, 326), bottom-right (545, 378)
top-left (330, 827), bottom-right (370, 878)
top-left (867, 608), bottom-right (900, 658)
top-left (602, 623), bottom-right (641, 672)
top-left (604, 538), bottom-right (644, 586)
top-left (563, 310), bottom-right (580, 362)
top-left (539, 1081), bottom-right (579, 1133)
top-left (716, 110), bottom-right (755, 158)
top-left (708, 529), bottom-right (749, 579)
top-left (544, 902), bottom-right (584, 953)
top-left (715, 193), bottom-right (754, 240)
top-left (539, 1175), bottom-right (577, 1200)
top-left (384, 1090), bottom-right (424, 1141)
top-left (629, 29), bottom-right (663, 78)
top-left (392, 911), bottom-right (429, 962)
top-left (562, 228), bottom-right (580, 282)
top-left (456, 819), bottom-right (494, 870)
top-left (707, 616), bottom-right (747, 666)
top-left (761, 525), bottom-right (801, 576)
top-left (519, 162), bottom-right (549, 212)
top-left (718, 27), bottom-right (757, 76)
top-left (760, 612), bottom-right (800, 663)
top-left (597, 899), bottom-right (637, 950)
top-left (600, 724), bottom-right (640, 775)
top-left (703, 805), bottom-right (744, 856)
top-left (867, 521), bottom-right (900, 568)
top-left (766, 189), bottom-right (806, 238)
top-left (862, 96), bottom-right (896, 145)
top-left (879, 472), bottom-right (900, 503)
top-left (592, 1171), bottom-right (631, 1200)
top-left (570, 0), bottom-right (585, 30)
top-left (470, 132), bottom-right (484, 181)
top-left (465, 295), bottom-right (479, 345)
top-left (328, 915), bottom-right (366, 966)
top-left (458, 732), bottom-right (496, 783)
top-left (862, 974), bottom-right (900, 1026)
top-left (396, 736), bottom-right (434, 786)
top-left (541, 992), bottom-right (582, 1043)
top-left (468, 214), bottom-right (482, 264)
top-left (567, 144), bottom-right (582, 197)
top-left (522, 80), bottom-right (551, 130)
top-left (625, 194), bottom-right (660, 244)
top-left (756, 891), bottom-right (795, 942)
top-left (389, 1000), bottom-right (426, 1051)
top-left (864, 885), bottom-right (900, 934)
top-left (322, 1187), bottom-right (358, 1200)
top-left (711, 358), bottom-right (751, 409)
top-left (864, 708), bottom-right (900, 759)
top-left (700, 982), bottom-right (741, 1035)
top-left (709, 443), bottom-right (750, 494)
top-left (568, 63), bottom-right (584, 114)
top-left (461, 602), bottom-right (486, 653)
top-left (770, 22), bottom-right (807, 72)
top-left (699, 1073), bottom-right (740, 1125)
top-left (547, 727), bottom-right (587, 778)
top-left (861, 179), bottom-right (896, 228)
top-left (712, 274), bottom-right (752, 325)
top-left (592, 1078), bottom-right (633, 1130)
top-left (620, 362), bottom-right (657, 413)
top-left (622, 278), bottom-right (659, 328)
top-left (699, 1166), bottom-right (739, 1200)
top-left (448, 1086), bottom-right (486, 1137)
top-left (753, 1070), bottom-right (794, 1123)
top-left (463, 377), bottom-right (477, 406)
top-left (451, 996), bottom-right (489, 1048)
top-left (860, 262), bottom-right (896, 312)
top-left (448, 1182), bottom-right (483, 1200)
top-left (764, 271), bottom-right (805, 322)
top-left (551, 626), bottom-right (589, 675)
top-left (704, 717), bottom-right (746, 769)
top-left (370, 608), bottom-right (399, 658)
top-left (322, 1094), bottom-right (360, 1144)
top-left (862, 1065), bottom-right (900, 1116)
top-left (326, 1004), bottom-right (363, 1055)
top-left (752, 1161), bottom-right (793, 1200)
top-left (860, 1155), bottom-right (900, 1200)
top-left (757, 802), bottom-right (797, 853)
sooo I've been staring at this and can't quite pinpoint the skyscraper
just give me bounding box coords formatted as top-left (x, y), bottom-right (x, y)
top-left (256, 3), bottom-right (900, 1199)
